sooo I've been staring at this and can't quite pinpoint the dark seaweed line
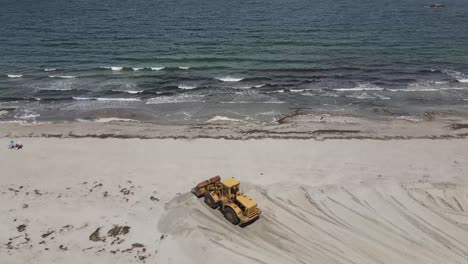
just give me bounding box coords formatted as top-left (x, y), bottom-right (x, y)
top-left (4, 132), bottom-right (466, 141)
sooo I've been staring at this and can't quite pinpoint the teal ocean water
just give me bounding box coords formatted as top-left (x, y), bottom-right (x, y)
top-left (1, 0), bottom-right (468, 121)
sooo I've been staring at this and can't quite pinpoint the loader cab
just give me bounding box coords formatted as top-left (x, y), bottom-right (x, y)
top-left (221, 177), bottom-right (241, 201)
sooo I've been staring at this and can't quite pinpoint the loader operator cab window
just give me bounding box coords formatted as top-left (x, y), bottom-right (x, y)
top-left (232, 185), bottom-right (239, 197)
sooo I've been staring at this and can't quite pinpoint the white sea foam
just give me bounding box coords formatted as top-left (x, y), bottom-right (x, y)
top-left (396, 116), bottom-right (423, 122)
top-left (112, 90), bottom-right (144, 94)
top-left (346, 92), bottom-right (376, 99)
top-left (376, 94), bottom-right (391, 100)
top-left (263, 100), bottom-right (286, 104)
top-left (334, 87), bottom-right (384, 91)
top-left (150, 67), bottom-right (165, 71)
top-left (440, 87), bottom-right (465, 90)
top-left (44, 68), bottom-right (57, 72)
top-left (178, 85), bottom-right (197, 90)
top-left (39, 88), bottom-right (73, 91)
top-left (14, 110), bottom-right (40, 120)
top-left (126, 90), bottom-right (143, 94)
top-left (257, 110), bottom-right (281, 116)
top-left (7, 74), bottom-right (22, 78)
top-left (96, 98), bottom-right (141, 101)
top-left (235, 84), bottom-right (266, 89)
top-left (220, 101), bottom-right (251, 104)
top-left (388, 88), bottom-right (439, 92)
top-left (216, 76), bottom-right (244, 82)
top-left (178, 66), bottom-right (190, 70)
top-left (132, 67), bottom-right (144, 71)
top-left (290, 89), bottom-right (305, 93)
top-left (73, 97), bottom-right (94, 100)
top-left (235, 86), bottom-right (253, 90)
top-left (443, 70), bottom-right (468, 83)
top-left (334, 83), bottom-right (384, 92)
top-left (94, 118), bottom-right (139, 123)
top-left (49, 75), bottom-right (76, 79)
top-left (145, 94), bottom-right (204, 104)
top-left (101, 66), bottom-right (123, 71)
top-left (73, 97), bottom-right (141, 102)
top-left (207, 116), bottom-right (243, 123)
top-left (300, 92), bottom-right (318, 97)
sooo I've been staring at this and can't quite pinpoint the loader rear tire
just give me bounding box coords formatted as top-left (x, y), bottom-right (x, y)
top-left (204, 193), bottom-right (219, 209)
top-left (224, 207), bottom-right (240, 225)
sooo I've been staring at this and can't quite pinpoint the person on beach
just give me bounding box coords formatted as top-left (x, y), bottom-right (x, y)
top-left (8, 140), bottom-right (15, 149)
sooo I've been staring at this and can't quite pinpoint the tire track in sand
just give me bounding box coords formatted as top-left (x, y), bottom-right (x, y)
top-left (159, 182), bottom-right (468, 264)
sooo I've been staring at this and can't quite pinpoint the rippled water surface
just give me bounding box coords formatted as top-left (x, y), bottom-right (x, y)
top-left (1, 0), bottom-right (468, 121)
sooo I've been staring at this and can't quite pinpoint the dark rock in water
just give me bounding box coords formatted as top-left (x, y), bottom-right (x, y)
top-left (430, 3), bottom-right (445, 8)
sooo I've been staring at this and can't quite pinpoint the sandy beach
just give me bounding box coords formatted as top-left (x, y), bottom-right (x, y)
top-left (1, 114), bottom-right (468, 263)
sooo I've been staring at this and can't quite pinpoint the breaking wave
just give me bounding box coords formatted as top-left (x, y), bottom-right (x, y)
top-left (206, 116), bottom-right (244, 123)
top-left (111, 90), bottom-right (144, 94)
top-left (216, 76), bottom-right (244, 82)
top-left (101, 66), bottom-right (124, 71)
top-left (178, 84), bottom-right (197, 90)
top-left (443, 70), bottom-right (468, 83)
top-left (7, 74), bottom-right (22, 78)
top-left (334, 83), bottom-right (384, 91)
top-left (39, 88), bottom-right (73, 91)
top-left (72, 97), bottom-right (141, 102)
top-left (49, 75), bottom-right (77, 79)
top-left (145, 94), bottom-right (205, 104)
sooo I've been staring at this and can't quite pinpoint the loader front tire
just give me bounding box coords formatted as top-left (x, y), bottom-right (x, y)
top-left (204, 193), bottom-right (219, 209)
top-left (224, 207), bottom-right (240, 225)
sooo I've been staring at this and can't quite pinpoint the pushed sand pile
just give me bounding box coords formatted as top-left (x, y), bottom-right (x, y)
top-left (160, 182), bottom-right (468, 264)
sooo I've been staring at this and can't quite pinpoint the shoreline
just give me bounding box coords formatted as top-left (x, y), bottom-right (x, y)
top-left (2, 111), bottom-right (468, 140)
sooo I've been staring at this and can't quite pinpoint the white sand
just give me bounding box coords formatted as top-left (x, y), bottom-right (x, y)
top-left (1, 138), bottom-right (468, 263)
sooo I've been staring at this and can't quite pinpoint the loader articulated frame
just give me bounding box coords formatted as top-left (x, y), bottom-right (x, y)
top-left (192, 176), bottom-right (261, 225)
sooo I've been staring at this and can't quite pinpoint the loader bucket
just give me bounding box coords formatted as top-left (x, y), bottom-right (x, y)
top-left (192, 175), bottom-right (221, 197)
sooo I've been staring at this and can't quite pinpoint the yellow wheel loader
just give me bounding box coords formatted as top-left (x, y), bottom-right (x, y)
top-left (192, 176), bottom-right (261, 225)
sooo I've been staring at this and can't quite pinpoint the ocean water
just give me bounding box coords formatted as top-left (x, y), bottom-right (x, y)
top-left (1, 0), bottom-right (468, 122)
